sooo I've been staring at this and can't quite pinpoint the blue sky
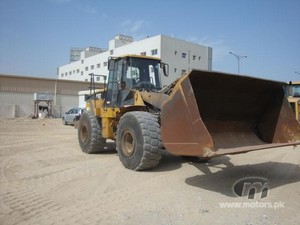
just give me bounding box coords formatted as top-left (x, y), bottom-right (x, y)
top-left (0, 0), bottom-right (299, 82)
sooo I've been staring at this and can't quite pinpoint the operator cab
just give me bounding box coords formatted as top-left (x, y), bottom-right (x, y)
top-left (106, 55), bottom-right (167, 107)
top-left (286, 82), bottom-right (300, 97)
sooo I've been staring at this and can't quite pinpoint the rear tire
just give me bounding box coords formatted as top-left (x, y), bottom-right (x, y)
top-left (117, 111), bottom-right (162, 171)
top-left (78, 111), bottom-right (107, 154)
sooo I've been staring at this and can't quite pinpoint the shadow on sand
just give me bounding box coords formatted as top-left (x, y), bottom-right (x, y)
top-left (93, 144), bottom-right (300, 197)
top-left (184, 156), bottom-right (300, 197)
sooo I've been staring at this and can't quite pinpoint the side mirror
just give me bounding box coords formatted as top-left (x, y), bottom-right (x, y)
top-left (161, 62), bottom-right (169, 77)
top-left (84, 94), bottom-right (90, 101)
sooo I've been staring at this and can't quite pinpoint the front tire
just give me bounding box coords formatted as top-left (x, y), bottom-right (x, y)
top-left (116, 111), bottom-right (162, 171)
top-left (62, 118), bottom-right (67, 125)
top-left (78, 111), bottom-right (107, 154)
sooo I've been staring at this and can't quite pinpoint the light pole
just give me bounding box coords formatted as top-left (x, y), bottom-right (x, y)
top-left (229, 51), bottom-right (247, 75)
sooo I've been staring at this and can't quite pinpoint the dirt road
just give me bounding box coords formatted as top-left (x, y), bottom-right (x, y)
top-left (0, 118), bottom-right (299, 225)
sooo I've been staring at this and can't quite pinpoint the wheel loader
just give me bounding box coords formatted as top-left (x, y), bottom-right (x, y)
top-left (78, 54), bottom-right (300, 170)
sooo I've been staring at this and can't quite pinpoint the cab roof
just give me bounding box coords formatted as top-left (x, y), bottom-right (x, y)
top-left (111, 54), bottom-right (161, 61)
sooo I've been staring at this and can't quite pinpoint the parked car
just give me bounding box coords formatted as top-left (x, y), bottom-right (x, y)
top-left (62, 107), bottom-right (85, 125)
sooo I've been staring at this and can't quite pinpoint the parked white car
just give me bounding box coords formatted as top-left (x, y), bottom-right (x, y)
top-left (62, 107), bottom-right (85, 125)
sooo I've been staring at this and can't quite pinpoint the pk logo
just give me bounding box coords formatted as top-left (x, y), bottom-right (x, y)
top-left (233, 177), bottom-right (269, 199)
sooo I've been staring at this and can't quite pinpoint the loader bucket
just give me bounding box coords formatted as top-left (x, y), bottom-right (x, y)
top-left (161, 70), bottom-right (300, 157)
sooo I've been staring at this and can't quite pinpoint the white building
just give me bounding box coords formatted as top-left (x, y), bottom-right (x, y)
top-left (58, 34), bottom-right (212, 86)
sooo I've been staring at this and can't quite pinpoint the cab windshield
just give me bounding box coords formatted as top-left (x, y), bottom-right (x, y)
top-left (123, 57), bottom-right (162, 91)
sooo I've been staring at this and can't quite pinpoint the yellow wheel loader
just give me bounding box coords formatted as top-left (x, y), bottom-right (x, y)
top-left (78, 54), bottom-right (300, 171)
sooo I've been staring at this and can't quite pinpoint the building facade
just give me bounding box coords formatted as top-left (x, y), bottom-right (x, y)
top-left (58, 34), bottom-right (212, 86)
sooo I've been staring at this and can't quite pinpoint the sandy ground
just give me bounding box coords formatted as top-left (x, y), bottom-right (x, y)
top-left (0, 117), bottom-right (299, 225)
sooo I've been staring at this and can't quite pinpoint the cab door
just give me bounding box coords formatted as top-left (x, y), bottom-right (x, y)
top-left (105, 59), bottom-right (124, 107)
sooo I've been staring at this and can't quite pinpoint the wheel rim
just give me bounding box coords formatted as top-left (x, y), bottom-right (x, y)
top-left (80, 124), bottom-right (88, 143)
top-left (121, 129), bottom-right (135, 157)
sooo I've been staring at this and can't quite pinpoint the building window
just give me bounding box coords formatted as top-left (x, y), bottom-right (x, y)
top-left (61, 73), bottom-right (64, 77)
top-left (199, 56), bottom-right (201, 60)
top-left (76, 69), bottom-right (80, 73)
top-left (85, 79), bottom-right (88, 82)
top-left (81, 71), bottom-right (83, 76)
top-left (182, 53), bottom-right (186, 58)
top-left (174, 68), bottom-right (177, 73)
top-left (81, 60), bottom-right (84, 64)
top-left (151, 49), bottom-right (158, 55)
top-left (182, 69), bottom-right (186, 74)
top-left (69, 71), bottom-right (72, 75)
top-left (96, 77), bottom-right (100, 81)
top-left (65, 72), bottom-right (67, 76)
top-left (174, 51), bottom-right (177, 55)
top-left (193, 55), bottom-right (196, 60)
top-left (73, 70), bottom-right (75, 74)
top-left (91, 65), bottom-right (94, 70)
top-left (141, 52), bottom-right (146, 56)
top-left (97, 63), bottom-right (101, 68)
top-left (110, 50), bottom-right (114, 55)
top-left (103, 62), bottom-right (108, 67)
top-left (85, 67), bottom-right (88, 71)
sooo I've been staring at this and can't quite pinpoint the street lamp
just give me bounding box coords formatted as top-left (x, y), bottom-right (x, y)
top-left (229, 51), bottom-right (247, 75)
